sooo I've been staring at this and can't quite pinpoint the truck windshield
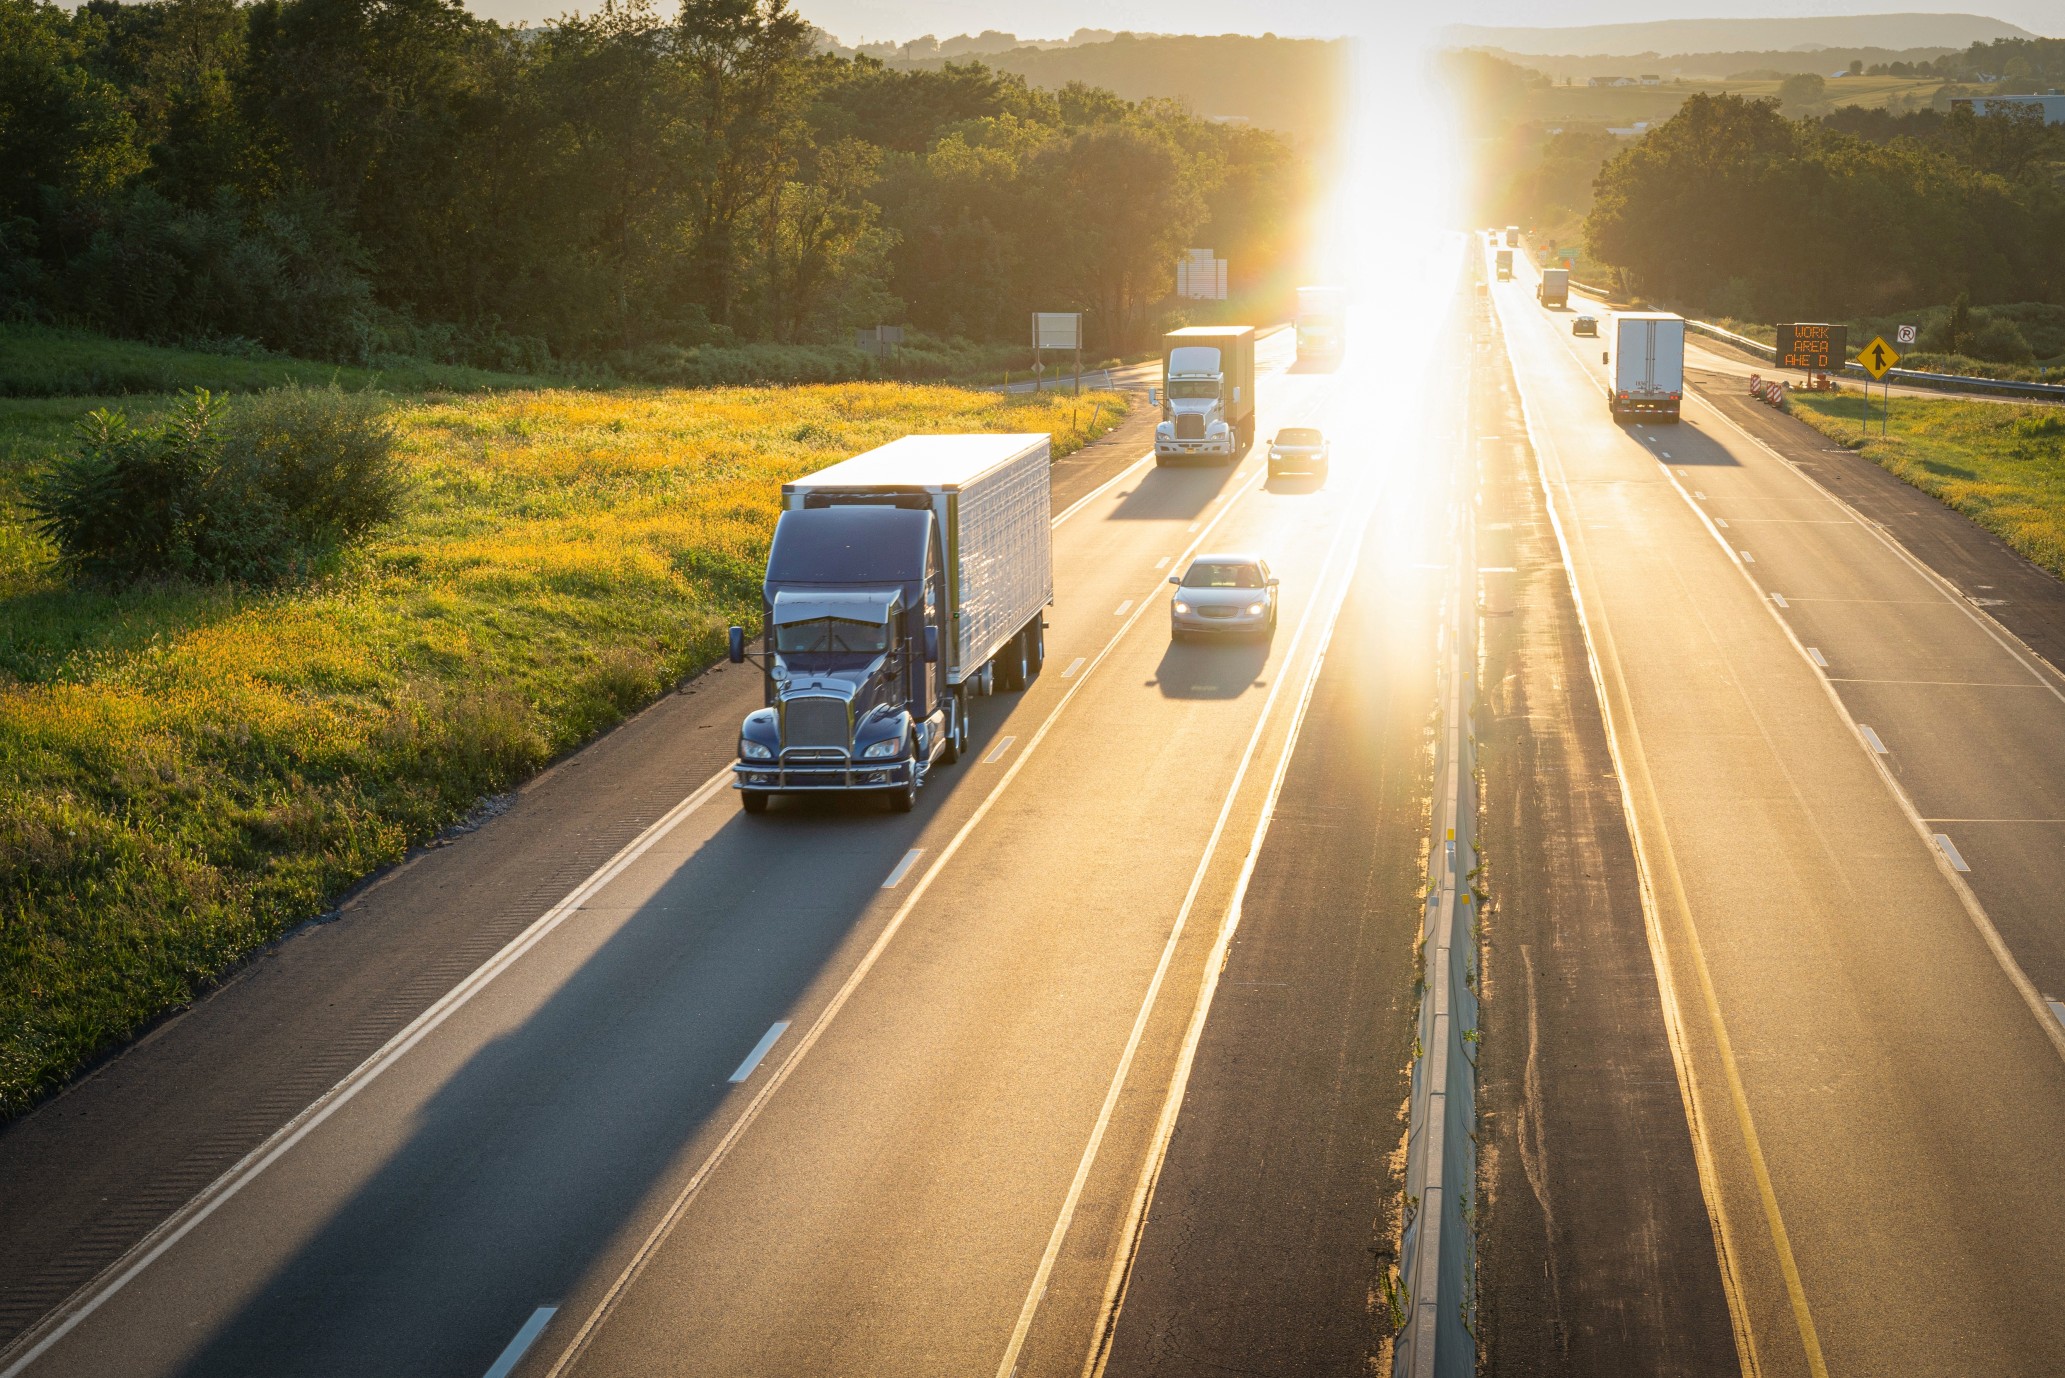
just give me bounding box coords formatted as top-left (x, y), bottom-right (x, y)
top-left (775, 618), bottom-right (892, 654)
top-left (1166, 380), bottom-right (1219, 400)
top-left (1182, 562), bottom-right (1263, 589)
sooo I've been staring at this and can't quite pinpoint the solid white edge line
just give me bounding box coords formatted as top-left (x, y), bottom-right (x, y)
top-left (0, 768), bottom-right (736, 1378)
top-left (1052, 451), bottom-right (1154, 529)
top-left (727, 1022), bottom-right (790, 1084)
top-left (483, 1307), bottom-right (558, 1378)
top-left (982, 735), bottom-right (1016, 765)
top-left (881, 849), bottom-right (923, 889)
top-left (1684, 389), bottom-right (2065, 1066)
top-left (540, 458), bottom-right (1275, 1378)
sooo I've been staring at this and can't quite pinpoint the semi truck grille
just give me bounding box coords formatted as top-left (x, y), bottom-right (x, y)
top-left (1175, 414), bottom-right (1205, 440)
top-left (782, 696), bottom-right (850, 752)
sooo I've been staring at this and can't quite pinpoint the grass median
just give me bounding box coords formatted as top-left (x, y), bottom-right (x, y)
top-left (0, 381), bottom-right (1126, 1116)
top-left (1788, 390), bottom-right (2065, 578)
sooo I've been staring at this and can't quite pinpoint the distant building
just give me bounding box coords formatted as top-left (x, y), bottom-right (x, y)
top-left (1589, 75), bottom-right (1635, 87)
top-left (1638, 74), bottom-right (1661, 85)
top-left (1953, 94), bottom-right (2065, 124)
top-left (1606, 120), bottom-right (1652, 136)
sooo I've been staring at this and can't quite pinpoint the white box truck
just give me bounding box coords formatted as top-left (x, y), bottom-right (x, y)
top-left (727, 433), bottom-right (1053, 811)
top-left (1537, 268), bottom-right (1569, 308)
top-left (1608, 313), bottom-right (1685, 422)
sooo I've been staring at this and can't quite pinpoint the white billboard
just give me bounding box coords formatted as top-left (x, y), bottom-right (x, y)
top-left (1031, 312), bottom-right (1081, 350)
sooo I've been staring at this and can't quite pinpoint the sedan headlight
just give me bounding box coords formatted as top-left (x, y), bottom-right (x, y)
top-left (860, 736), bottom-right (904, 760)
top-left (740, 739), bottom-right (773, 761)
top-left (1246, 602), bottom-right (1265, 616)
top-left (1173, 600), bottom-right (1190, 614)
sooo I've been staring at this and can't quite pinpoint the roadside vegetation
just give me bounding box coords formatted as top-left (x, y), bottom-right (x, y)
top-left (1788, 391), bottom-right (2065, 577)
top-left (0, 379), bottom-right (1125, 1116)
top-left (2, 0), bottom-right (1306, 370)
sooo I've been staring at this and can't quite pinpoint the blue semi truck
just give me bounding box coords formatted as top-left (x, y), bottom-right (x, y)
top-left (728, 434), bottom-right (1055, 813)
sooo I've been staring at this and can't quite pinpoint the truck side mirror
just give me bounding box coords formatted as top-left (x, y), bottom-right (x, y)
top-left (923, 626), bottom-right (939, 664)
top-left (1148, 388), bottom-right (1159, 406)
top-left (728, 626), bottom-right (746, 664)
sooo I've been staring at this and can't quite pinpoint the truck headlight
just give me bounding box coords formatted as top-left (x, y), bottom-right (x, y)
top-left (860, 736), bottom-right (904, 760)
top-left (740, 739), bottom-right (773, 761)
top-left (1173, 600), bottom-right (1190, 614)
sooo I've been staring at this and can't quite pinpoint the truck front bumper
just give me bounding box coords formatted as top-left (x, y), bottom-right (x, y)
top-left (733, 758), bottom-right (919, 793)
top-left (1156, 439), bottom-right (1235, 457)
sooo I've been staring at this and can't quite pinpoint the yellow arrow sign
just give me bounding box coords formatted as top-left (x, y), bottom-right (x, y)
top-left (1858, 335), bottom-right (1901, 380)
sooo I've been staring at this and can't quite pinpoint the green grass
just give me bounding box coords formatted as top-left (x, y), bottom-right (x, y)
top-left (1789, 390), bottom-right (2065, 577)
top-left (0, 379), bottom-right (1127, 1116)
top-left (0, 323), bottom-right (560, 399)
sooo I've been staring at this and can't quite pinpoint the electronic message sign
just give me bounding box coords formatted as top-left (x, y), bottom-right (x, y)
top-left (1775, 322), bottom-right (1848, 372)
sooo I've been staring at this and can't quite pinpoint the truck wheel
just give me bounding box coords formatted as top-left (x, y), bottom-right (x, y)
top-left (998, 637), bottom-right (1027, 692)
top-left (888, 769), bottom-right (917, 813)
top-left (941, 692), bottom-right (965, 763)
top-left (1027, 621), bottom-right (1045, 676)
top-left (740, 791), bottom-right (769, 815)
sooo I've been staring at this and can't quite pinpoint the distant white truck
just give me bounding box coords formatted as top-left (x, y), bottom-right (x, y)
top-left (1606, 313), bottom-right (1685, 422)
top-left (1536, 268), bottom-right (1569, 308)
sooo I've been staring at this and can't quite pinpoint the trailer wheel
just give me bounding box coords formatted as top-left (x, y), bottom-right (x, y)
top-left (740, 791), bottom-right (769, 815)
top-left (1027, 621), bottom-right (1045, 676)
top-left (997, 636), bottom-right (1028, 692)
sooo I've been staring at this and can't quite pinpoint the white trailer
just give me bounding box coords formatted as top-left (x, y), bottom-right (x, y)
top-left (1608, 313), bottom-right (1685, 422)
top-left (782, 433), bottom-right (1053, 693)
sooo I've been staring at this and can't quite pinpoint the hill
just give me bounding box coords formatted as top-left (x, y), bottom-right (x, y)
top-left (919, 33), bottom-right (1349, 149)
top-left (1444, 14), bottom-right (2032, 57)
top-left (1481, 46), bottom-right (1961, 81)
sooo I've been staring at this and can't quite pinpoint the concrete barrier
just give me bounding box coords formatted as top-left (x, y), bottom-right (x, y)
top-left (1393, 466), bottom-right (1480, 1378)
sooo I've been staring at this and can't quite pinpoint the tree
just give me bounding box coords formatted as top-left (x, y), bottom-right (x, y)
top-left (1030, 123), bottom-right (1202, 349)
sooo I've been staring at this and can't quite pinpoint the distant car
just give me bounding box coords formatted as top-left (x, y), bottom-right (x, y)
top-left (1573, 315), bottom-right (1599, 337)
top-left (1169, 554), bottom-right (1279, 641)
top-left (1267, 426), bottom-right (1329, 479)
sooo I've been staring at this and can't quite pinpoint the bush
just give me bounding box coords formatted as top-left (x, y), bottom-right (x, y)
top-left (23, 385), bottom-right (401, 584)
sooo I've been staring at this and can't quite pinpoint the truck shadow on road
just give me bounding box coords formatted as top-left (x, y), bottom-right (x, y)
top-left (1107, 459), bottom-right (1243, 521)
top-left (160, 758), bottom-right (987, 1377)
top-left (1152, 638), bottom-right (1271, 699)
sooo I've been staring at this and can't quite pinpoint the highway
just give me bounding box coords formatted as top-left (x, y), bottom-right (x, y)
top-left (0, 260), bottom-right (1465, 1377)
top-left (1492, 246), bottom-right (2065, 1375)
top-left (12, 235), bottom-right (2065, 1378)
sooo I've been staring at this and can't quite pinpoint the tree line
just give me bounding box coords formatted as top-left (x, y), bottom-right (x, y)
top-left (0, 0), bottom-right (1306, 368)
top-left (1585, 92), bottom-right (2065, 322)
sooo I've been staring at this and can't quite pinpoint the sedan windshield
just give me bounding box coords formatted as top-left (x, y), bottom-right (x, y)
top-left (775, 617), bottom-right (892, 654)
top-left (1276, 428), bottom-right (1322, 446)
top-left (1166, 380), bottom-right (1219, 400)
top-left (1182, 562), bottom-right (1263, 589)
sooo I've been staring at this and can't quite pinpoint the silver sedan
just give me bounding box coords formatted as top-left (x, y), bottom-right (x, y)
top-left (1169, 553), bottom-right (1279, 641)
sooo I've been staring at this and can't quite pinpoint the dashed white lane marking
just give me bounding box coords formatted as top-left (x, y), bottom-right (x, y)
top-left (1715, 518), bottom-right (1729, 528)
top-left (1858, 725), bottom-right (1889, 754)
top-left (484, 1308), bottom-right (558, 1378)
top-left (728, 1022), bottom-right (791, 1083)
top-left (882, 849), bottom-right (923, 889)
top-left (1807, 647), bottom-right (1828, 667)
top-left (1771, 592), bottom-right (1789, 607)
top-left (1154, 556), bottom-right (1170, 569)
top-left (1739, 550), bottom-right (1755, 563)
top-left (1695, 490), bottom-right (1707, 500)
top-left (1661, 451), bottom-right (1673, 459)
top-left (1934, 834), bottom-right (1971, 872)
top-left (1187, 522), bottom-right (1200, 533)
top-left (1061, 657), bottom-right (1086, 678)
top-left (1676, 468), bottom-right (1689, 477)
top-left (983, 735), bottom-right (1016, 764)
top-left (2049, 998), bottom-right (2065, 1030)
top-left (1114, 599), bottom-right (1133, 616)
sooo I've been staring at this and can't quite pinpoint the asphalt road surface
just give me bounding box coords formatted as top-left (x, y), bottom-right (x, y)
top-left (0, 264), bottom-right (1465, 1378)
top-left (1490, 241), bottom-right (2065, 1377)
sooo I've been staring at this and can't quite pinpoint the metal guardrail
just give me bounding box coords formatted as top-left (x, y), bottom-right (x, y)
top-left (1562, 277), bottom-right (2065, 402)
top-left (1393, 449), bottom-right (1480, 1377)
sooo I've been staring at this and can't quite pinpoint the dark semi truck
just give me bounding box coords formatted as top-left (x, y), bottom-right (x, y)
top-left (728, 433), bottom-right (1054, 813)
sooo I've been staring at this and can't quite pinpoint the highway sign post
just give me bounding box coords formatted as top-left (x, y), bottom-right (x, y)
top-left (1896, 323), bottom-right (1917, 346)
top-left (1032, 312), bottom-right (1083, 395)
top-left (1857, 334), bottom-right (1901, 438)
